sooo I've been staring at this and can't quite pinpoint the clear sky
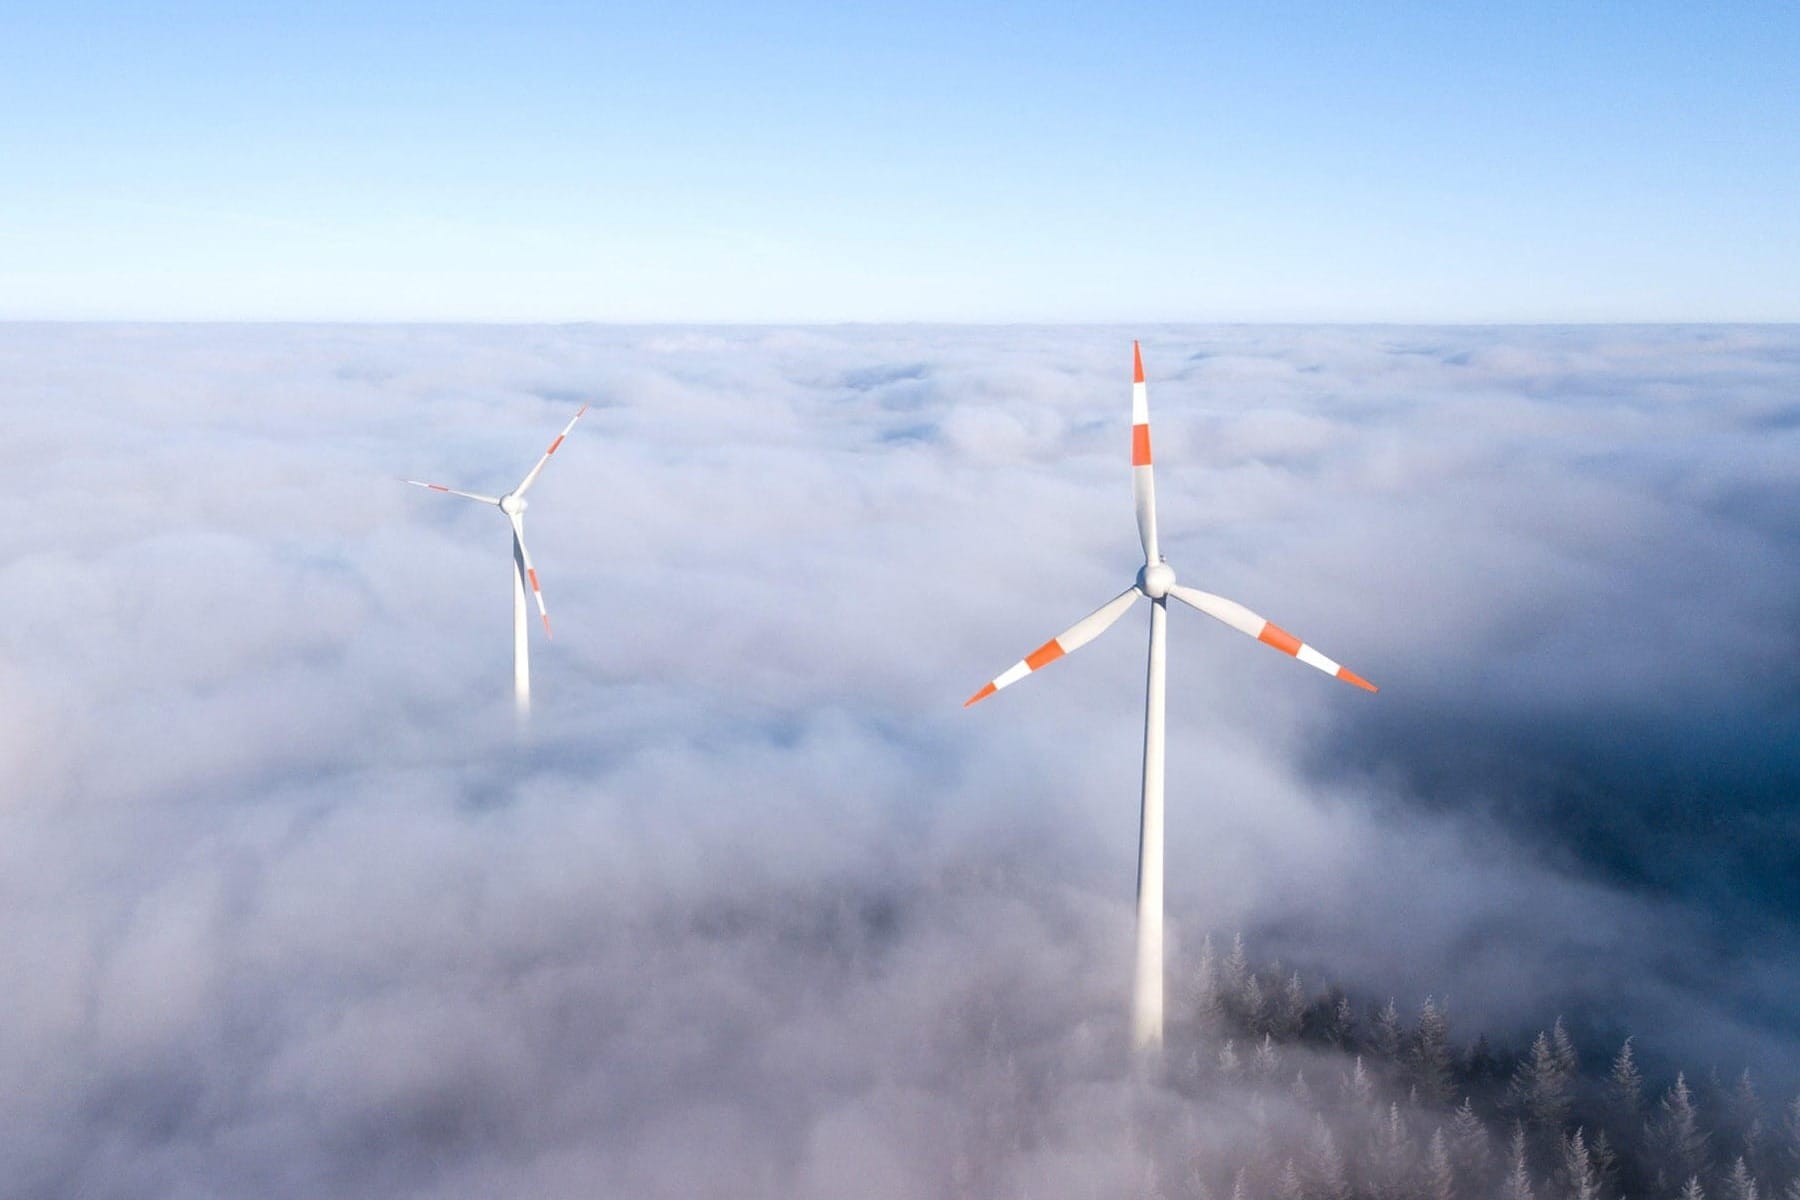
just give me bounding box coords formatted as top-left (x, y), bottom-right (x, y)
top-left (2, 1), bottom-right (1796, 322)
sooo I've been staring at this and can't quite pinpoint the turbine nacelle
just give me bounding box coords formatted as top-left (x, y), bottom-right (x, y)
top-left (499, 493), bottom-right (528, 516)
top-left (1137, 560), bottom-right (1176, 599)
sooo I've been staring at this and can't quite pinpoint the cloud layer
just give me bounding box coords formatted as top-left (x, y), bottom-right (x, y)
top-left (0, 323), bottom-right (1795, 1196)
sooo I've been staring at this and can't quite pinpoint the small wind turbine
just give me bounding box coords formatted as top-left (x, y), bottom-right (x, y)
top-left (963, 342), bottom-right (1375, 1054)
top-left (405, 404), bottom-right (588, 718)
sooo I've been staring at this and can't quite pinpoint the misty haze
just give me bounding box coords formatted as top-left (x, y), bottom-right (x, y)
top-left (1, 323), bottom-right (1797, 1198)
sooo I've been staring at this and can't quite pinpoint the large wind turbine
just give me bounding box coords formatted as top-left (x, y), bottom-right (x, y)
top-left (964, 343), bottom-right (1375, 1053)
top-left (405, 404), bottom-right (588, 717)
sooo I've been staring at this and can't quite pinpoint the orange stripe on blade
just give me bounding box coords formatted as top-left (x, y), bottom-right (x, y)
top-left (546, 435), bottom-right (565, 455)
top-left (527, 568), bottom-right (541, 592)
top-left (964, 682), bottom-right (997, 707)
top-left (1133, 340), bottom-right (1145, 383)
top-left (429, 484), bottom-right (447, 491)
top-left (1337, 667), bottom-right (1378, 693)
top-left (1132, 424), bottom-right (1152, 466)
top-left (1025, 639), bottom-right (1066, 670)
top-left (1258, 623), bottom-right (1303, 656)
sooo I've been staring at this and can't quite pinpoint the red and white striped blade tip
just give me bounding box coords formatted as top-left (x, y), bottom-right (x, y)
top-left (1256, 620), bottom-right (1377, 692)
top-left (1133, 339), bottom-right (1144, 383)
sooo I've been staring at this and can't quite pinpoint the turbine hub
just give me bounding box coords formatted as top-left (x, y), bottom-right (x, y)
top-left (1137, 560), bottom-right (1176, 599)
top-left (499, 493), bottom-right (527, 516)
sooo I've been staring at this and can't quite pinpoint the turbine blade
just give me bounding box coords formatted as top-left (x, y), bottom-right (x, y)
top-left (1131, 340), bottom-right (1160, 565)
top-left (964, 586), bottom-right (1142, 706)
top-left (508, 514), bottom-right (552, 638)
top-left (514, 403), bottom-right (590, 497)
top-left (1168, 584), bottom-right (1376, 692)
top-left (403, 479), bottom-right (501, 505)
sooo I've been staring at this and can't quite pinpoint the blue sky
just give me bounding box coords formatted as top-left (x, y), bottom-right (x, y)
top-left (2, 1), bottom-right (1796, 321)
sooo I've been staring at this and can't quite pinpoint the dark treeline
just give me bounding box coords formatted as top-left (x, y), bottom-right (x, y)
top-left (1156, 935), bottom-right (1794, 1200)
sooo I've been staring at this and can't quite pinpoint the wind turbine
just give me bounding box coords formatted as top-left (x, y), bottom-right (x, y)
top-left (404, 404), bottom-right (588, 718)
top-left (963, 342), bottom-right (1375, 1054)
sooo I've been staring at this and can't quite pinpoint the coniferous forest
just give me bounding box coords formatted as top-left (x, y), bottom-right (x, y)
top-left (1148, 936), bottom-right (1789, 1200)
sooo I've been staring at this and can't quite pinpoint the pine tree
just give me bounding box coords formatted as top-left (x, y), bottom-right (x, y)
top-left (1192, 934), bottom-right (1222, 1027)
top-left (1467, 1034), bottom-right (1501, 1088)
top-left (1276, 1159), bottom-right (1305, 1200)
top-left (1372, 1102), bottom-right (1416, 1200)
top-left (1411, 997), bottom-right (1454, 1107)
top-left (1563, 1128), bottom-right (1601, 1200)
top-left (1726, 1157), bottom-right (1759, 1200)
top-left (1780, 1098), bottom-right (1800, 1183)
top-left (1552, 1020), bottom-right (1579, 1083)
top-left (1610, 1039), bottom-right (1645, 1122)
top-left (1728, 1072), bottom-right (1763, 1166)
top-left (1451, 1098), bottom-right (1494, 1189)
top-left (1243, 975), bottom-right (1269, 1035)
top-left (1292, 1069), bottom-right (1314, 1110)
top-left (1223, 935), bottom-right (1250, 1013)
top-left (1654, 1072), bottom-right (1711, 1190)
top-left (1426, 1127), bottom-right (1457, 1200)
top-left (1505, 1125), bottom-right (1538, 1200)
top-left (1253, 1034), bottom-right (1282, 1081)
top-left (1682, 1177), bottom-right (1708, 1200)
top-left (1218, 1039), bottom-right (1242, 1079)
top-left (1330, 995), bottom-right (1358, 1050)
top-left (1591, 1130), bottom-right (1620, 1199)
top-left (1275, 971), bottom-right (1306, 1039)
top-left (1374, 999), bottom-right (1405, 1062)
top-left (1309, 1118), bottom-right (1353, 1200)
top-left (1345, 1056), bottom-right (1376, 1109)
top-left (1511, 1029), bottom-right (1575, 1133)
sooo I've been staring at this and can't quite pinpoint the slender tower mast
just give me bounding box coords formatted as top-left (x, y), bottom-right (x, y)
top-left (962, 343), bottom-right (1375, 1059)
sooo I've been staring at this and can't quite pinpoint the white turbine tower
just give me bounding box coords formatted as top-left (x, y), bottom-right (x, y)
top-left (405, 404), bottom-right (588, 719)
top-left (964, 342), bottom-right (1376, 1054)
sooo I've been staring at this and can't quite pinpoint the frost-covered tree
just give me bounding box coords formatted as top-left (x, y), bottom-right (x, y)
top-left (1725, 1157), bottom-right (1759, 1200)
top-left (1511, 1028), bottom-right (1575, 1133)
top-left (1253, 1034), bottom-right (1282, 1081)
top-left (1411, 997), bottom-right (1454, 1107)
top-left (1426, 1127), bottom-right (1457, 1200)
top-left (1726, 1071), bottom-right (1764, 1165)
top-left (1274, 971), bottom-right (1306, 1040)
top-left (1505, 1125), bottom-right (1538, 1200)
top-left (1610, 1039), bottom-right (1645, 1122)
top-left (1371, 1102), bottom-right (1416, 1200)
top-left (1276, 1159), bottom-right (1305, 1200)
top-left (1563, 1128), bottom-right (1601, 1200)
top-left (1222, 935), bottom-right (1250, 1010)
top-left (1192, 934), bottom-right (1223, 1027)
top-left (1451, 1098), bottom-right (1493, 1190)
top-left (1653, 1073), bottom-right (1711, 1191)
top-left (1777, 1098), bottom-right (1800, 1184)
top-left (1218, 1039), bottom-right (1242, 1079)
top-left (1242, 975), bottom-right (1269, 1035)
top-left (1328, 995), bottom-right (1358, 1050)
top-left (1374, 999), bottom-right (1406, 1062)
top-left (1591, 1130), bottom-right (1620, 1200)
top-left (1309, 1119), bottom-right (1353, 1200)
top-left (1552, 1020), bottom-right (1579, 1083)
top-left (1682, 1177), bottom-right (1709, 1200)
top-left (1345, 1056), bottom-right (1376, 1109)
top-left (1292, 1070), bottom-right (1313, 1110)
